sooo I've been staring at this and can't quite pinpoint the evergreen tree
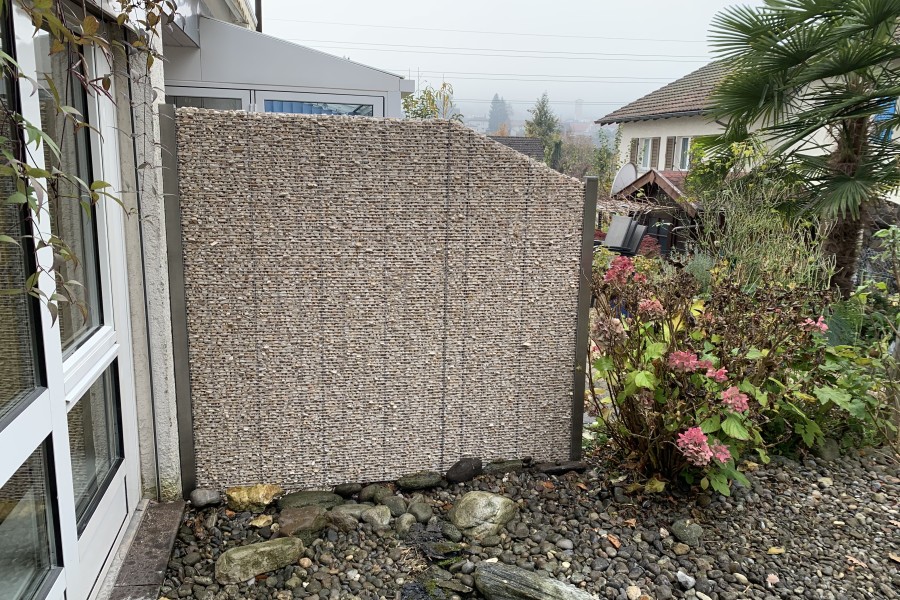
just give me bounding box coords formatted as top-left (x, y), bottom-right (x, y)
top-left (525, 93), bottom-right (561, 164)
top-left (488, 93), bottom-right (511, 134)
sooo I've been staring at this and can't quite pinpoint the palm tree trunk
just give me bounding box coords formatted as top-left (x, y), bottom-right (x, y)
top-left (823, 214), bottom-right (864, 298)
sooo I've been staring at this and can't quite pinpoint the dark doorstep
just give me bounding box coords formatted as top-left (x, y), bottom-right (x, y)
top-left (108, 500), bottom-right (185, 600)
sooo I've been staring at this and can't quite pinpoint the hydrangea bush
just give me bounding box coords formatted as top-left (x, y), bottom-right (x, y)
top-left (587, 254), bottom-right (840, 494)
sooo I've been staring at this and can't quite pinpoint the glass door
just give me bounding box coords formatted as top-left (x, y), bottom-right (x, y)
top-left (0, 3), bottom-right (141, 600)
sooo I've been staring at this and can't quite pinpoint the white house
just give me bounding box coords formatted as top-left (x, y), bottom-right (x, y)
top-left (163, 7), bottom-right (415, 118)
top-left (596, 61), bottom-right (728, 179)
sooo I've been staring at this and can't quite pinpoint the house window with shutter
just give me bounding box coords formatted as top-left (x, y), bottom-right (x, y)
top-left (676, 137), bottom-right (692, 170)
top-left (638, 138), bottom-right (653, 169)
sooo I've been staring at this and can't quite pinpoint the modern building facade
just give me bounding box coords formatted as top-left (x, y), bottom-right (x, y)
top-left (163, 14), bottom-right (415, 118)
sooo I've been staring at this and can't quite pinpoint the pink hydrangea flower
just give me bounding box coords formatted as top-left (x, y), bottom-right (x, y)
top-left (676, 427), bottom-right (713, 467)
top-left (710, 440), bottom-right (732, 464)
top-left (668, 351), bottom-right (700, 372)
top-left (633, 273), bottom-right (648, 284)
top-left (638, 298), bottom-right (665, 318)
top-left (697, 359), bottom-right (714, 371)
top-left (603, 256), bottom-right (635, 285)
top-left (706, 367), bottom-right (728, 383)
top-left (721, 386), bottom-right (750, 412)
top-left (803, 316), bottom-right (828, 334)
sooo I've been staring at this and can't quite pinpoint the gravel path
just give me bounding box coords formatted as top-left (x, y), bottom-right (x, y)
top-left (163, 449), bottom-right (899, 600)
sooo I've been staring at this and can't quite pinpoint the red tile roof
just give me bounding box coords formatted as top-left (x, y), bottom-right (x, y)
top-left (596, 61), bottom-right (729, 125)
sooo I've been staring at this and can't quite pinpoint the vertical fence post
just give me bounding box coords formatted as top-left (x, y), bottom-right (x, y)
top-left (160, 104), bottom-right (197, 497)
top-left (571, 177), bottom-right (598, 461)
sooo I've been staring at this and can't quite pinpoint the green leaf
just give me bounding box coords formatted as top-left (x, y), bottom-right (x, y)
top-left (634, 370), bottom-right (658, 390)
top-left (813, 385), bottom-right (851, 406)
top-left (90, 180), bottom-right (112, 191)
top-left (592, 356), bottom-right (614, 373)
top-left (6, 191), bottom-right (26, 205)
top-left (700, 477), bottom-right (709, 490)
top-left (722, 414), bottom-right (750, 440)
top-left (746, 347), bottom-right (769, 360)
top-left (709, 472), bottom-right (731, 496)
top-left (644, 342), bottom-right (668, 360)
top-left (700, 414), bottom-right (721, 434)
top-left (0, 234), bottom-right (19, 246)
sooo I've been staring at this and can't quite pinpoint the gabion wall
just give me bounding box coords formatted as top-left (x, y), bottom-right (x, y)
top-left (176, 109), bottom-right (585, 490)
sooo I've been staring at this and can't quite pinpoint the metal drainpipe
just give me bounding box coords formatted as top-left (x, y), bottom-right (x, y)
top-left (256, 0), bottom-right (262, 32)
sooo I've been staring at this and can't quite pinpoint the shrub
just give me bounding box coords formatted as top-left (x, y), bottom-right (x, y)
top-left (587, 253), bottom-right (895, 493)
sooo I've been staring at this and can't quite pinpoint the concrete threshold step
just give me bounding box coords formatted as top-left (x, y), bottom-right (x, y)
top-left (108, 500), bottom-right (185, 600)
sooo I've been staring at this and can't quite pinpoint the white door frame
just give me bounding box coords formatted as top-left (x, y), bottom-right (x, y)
top-left (0, 5), bottom-right (142, 600)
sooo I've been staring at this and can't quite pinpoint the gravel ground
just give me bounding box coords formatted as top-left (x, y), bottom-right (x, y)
top-left (162, 448), bottom-right (899, 600)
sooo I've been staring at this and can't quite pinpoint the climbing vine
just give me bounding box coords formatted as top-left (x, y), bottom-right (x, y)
top-left (0, 0), bottom-right (177, 321)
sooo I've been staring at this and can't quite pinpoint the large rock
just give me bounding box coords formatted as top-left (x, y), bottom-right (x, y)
top-left (359, 484), bottom-right (393, 504)
top-left (225, 484), bottom-right (283, 513)
top-left (214, 538), bottom-right (303, 584)
top-left (277, 490), bottom-right (343, 510)
top-left (535, 461), bottom-right (587, 475)
top-left (361, 505), bottom-right (392, 529)
top-left (814, 438), bottom-right (841, 462)
top-left (446, 457), bottom-right (483, 483)
top-left (474, 562), bottom-right (593, 600)
top-left (449, 491), bottom-right (517, 539)
top-left (190, 488), bottom-right (222, 508)
top-left (671, 519), bottom-right (703, 548)
top-left (278, 506), bottom-right (327, 543)
top-left (331, 503), bottom-right (372, 520)
top-left (397, 471), bottom-right (442, 491)
top-left (482, 460), bottom-right (524, 475)
top-left (333, 483), bottom-right (362, 497)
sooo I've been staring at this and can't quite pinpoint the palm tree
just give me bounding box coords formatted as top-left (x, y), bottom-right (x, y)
top-left (707, 0), bottom-right (900, 296)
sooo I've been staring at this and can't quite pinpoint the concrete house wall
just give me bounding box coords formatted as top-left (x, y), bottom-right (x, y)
top-left (618, 116), bottom-right (725, 173)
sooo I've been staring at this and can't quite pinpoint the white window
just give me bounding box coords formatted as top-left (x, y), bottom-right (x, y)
top-left (676, 137), bottom-right (692, 170)
top-left (638, 138), bottom-right (653, 169)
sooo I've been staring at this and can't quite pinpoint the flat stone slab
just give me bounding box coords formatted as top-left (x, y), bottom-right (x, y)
top-left (107, 585), bottom-right (160, 600)
top-left (114, 501), bottom-right (185, 589)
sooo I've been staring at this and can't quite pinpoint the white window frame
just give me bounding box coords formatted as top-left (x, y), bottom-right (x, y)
top-left (165, 85), bottom-right (252, 111)
top-left (676, 136), bottom-right (692, 171)
top-left (253, 89), bottom-right (384, 117)
top-left (638, 138), bottom-right (653, 169)
top-left (0, 6), bottom-right (141, 600)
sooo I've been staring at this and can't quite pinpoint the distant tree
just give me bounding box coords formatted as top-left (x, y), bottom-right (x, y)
top-left (495, 122), bottom-right (511, 136)
top-left (488, 93), bottom-right (511, 134)
top-left (403, 82), bottom-right (463, 121)
top-left (525, 92), bottom-right (561, 165)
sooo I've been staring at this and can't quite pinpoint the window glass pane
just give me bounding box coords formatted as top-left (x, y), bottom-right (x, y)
top-left (166, 95), bottom-right (242, 110)
top-left (0, 444), bottom-right (56, 600)
top-left (33, 30), bottom-right (102, 354)
top-left (264, 100), bottom-right (374, 116)
top-left (68, 365), bottom-right (122, 532)
top-left (0, 11), bottom-right (40, 420)
top-left (640, 138), bottom-right (652, 169)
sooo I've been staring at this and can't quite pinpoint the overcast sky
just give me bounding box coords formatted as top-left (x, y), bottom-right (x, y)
top-left (261, 0), bottom-right (762, 122)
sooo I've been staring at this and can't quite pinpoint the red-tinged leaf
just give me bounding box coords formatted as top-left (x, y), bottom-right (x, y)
top-left (607, 533), bottom-right (621, 549)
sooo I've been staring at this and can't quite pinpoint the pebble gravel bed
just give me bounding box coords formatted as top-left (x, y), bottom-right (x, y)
top-left (162, 449), bottom-right (899, 600)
